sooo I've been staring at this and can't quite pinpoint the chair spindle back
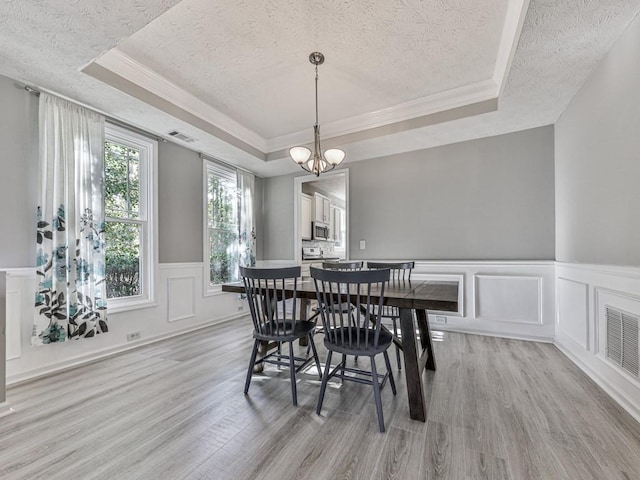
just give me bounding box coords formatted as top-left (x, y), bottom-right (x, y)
top-left (311, 267), bottom-right (390, 350)
top-left (240, 266), bottom-right (300, 337)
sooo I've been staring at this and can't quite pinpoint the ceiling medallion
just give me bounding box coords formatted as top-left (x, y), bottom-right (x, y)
top-left (289, 52), bottom-right (345, 176)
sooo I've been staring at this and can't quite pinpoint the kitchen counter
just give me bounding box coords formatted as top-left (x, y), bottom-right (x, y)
top-left (302, 256), bottom-right (342, 263)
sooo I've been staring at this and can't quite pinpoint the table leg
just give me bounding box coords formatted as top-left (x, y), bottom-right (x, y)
top-left (299, 297), bottom-right (310, 346)
top-left (415, 309), bottom-right (436, 371)
top-left (400, 307), bottom-right (426, 422)
top-left (254, 341), bottom-right (267, 373)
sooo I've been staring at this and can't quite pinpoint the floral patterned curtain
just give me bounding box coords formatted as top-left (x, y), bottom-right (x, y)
top-left (33, 94), bottom-right (107, 345)
top-left (237, 170), bottom-right (256, 267)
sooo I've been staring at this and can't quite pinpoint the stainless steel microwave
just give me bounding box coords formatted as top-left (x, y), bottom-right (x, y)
top-left (312, 221), bottom-right (330, 241)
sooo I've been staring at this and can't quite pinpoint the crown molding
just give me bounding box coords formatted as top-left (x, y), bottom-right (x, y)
top-left (93, 49), bottom-right (269, 152)
top-left (493, 0), bottom-right (530, 96)
top-left (266, 79), bottom-right (499, 152)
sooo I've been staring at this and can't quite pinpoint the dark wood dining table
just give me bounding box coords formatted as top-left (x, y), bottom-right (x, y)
top-left (222, 276), bottom-right (458, 422)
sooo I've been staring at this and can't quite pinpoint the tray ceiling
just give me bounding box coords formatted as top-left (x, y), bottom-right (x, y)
top-left (110, 0), bottom-right (508, 139)
top-left (2, 0), bottom-right (640, 177)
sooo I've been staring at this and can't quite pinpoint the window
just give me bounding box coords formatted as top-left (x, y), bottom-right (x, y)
top-left (104, 124), bottom-right (157, 310)
top-left (205, 161), bottom-right (240, 291)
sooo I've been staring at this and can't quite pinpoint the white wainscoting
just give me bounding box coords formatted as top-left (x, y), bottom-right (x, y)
top-left (4, 263), bottom-right (247, 384)
top-left (555, 262), bottom-right (640, 423)
top-left (5, 259), bottom-right (640, 423)
top-left (413, 261), bottom-right (555, 341)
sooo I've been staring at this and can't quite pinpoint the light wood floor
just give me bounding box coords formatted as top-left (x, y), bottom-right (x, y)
top-left (2, 317), bottom-right (640, 480)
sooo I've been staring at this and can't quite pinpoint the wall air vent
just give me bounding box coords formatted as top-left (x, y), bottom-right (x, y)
top-left (168, 130), bottom-right (197, 143)
top-left (606, 306), bottom-right (640, 378)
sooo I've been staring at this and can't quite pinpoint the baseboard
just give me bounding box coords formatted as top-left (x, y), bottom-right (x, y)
top-left (0, 402), bottom-right (14, 417)
top-left (554, 338), bottom-right (640, 424)
top-left (7, 312), bottom-right (247, 386)
top-left (430, 324), bottom-right (554, 343)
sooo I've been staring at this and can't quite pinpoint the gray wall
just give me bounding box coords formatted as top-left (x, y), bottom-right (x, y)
top-left (157, 141), bottom-right (203, 263)
top-left (348, 126), bottom-right (555, 260)
top-left (0, 75), bottom-right (38, 267)
top-left (555, 12), bottom-right (640, 266)
top-left (263, 126), bottom-right (555, 261)
top-left (262, 174), bottom-right (295, 260)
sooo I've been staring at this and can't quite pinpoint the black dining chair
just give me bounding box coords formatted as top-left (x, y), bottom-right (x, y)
top-left (313, 260), bottom-right (364, 326)
top-left (311, 266), bottom-right (397, 432)
top-left (240, 266), bottom-right (322, 406)
top-left (366, 261), bottom-right (415, 369)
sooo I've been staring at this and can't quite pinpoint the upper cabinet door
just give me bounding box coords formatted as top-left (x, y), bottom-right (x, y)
top-left (322, 197), bottom-right (331, 223)
top-left (313, 192), bottom-right (330, 224)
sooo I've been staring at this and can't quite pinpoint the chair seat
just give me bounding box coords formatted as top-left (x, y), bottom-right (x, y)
top-left (254, 320), bottom-right (316, 341)
top-left (324, 327), bottom-right (394, 356)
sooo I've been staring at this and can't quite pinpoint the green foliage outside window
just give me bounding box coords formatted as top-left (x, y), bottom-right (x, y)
top-left (207, 173), bottom-right (239, 285)
top-left (104, 141), bottom-right (142, 298)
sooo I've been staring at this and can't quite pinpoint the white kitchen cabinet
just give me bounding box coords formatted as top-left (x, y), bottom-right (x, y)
top-left (300, 193), bottom-right (312, 240)
top-left (313, 193), bottom-right (331, 224)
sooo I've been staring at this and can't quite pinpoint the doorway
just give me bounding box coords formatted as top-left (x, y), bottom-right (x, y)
top-left (293, 169), bottom-right (349, 264)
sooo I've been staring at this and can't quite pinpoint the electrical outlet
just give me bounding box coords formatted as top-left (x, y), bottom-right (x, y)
top-left (432, 315), bottom-right (447, 324)
top-left (126, 331), bottom-right (142, 342)
top-left (359, 240), bottom-right (366, 250)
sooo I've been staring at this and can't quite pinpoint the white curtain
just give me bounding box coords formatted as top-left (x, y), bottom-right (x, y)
top-left (237, 170), bottom-right (256, 267)
top-left (33, 94), bottom-right (107, 345)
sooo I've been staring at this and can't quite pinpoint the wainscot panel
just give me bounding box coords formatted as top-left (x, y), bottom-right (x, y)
top-left (557, 277), bottom-right (590, 350)
top-left (474, 275), bottom-right (542, 325)
top-left (167, 275), bottom-right (196, 322)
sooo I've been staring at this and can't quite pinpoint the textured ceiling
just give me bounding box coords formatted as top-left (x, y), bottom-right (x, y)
top-left (1, 0), bottom-right (640, 178)
top-left (115, 0), bottom-right (507, 139)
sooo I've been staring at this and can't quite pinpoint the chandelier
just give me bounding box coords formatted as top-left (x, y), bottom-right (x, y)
top-left (289, 52), bottom-right (345, 176)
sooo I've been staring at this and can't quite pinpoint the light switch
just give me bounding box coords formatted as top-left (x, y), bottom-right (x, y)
top-left (359, 240), bottom-right (366, 250)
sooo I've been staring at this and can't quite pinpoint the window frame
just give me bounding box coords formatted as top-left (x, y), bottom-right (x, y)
top-left (105, 123), bottom-right (158, 312)
top-left (203, 159), bottom-right (240, 296)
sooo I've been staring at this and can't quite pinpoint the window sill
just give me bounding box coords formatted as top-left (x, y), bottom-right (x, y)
top-left (204, 285), bottom-right (238, 298)
top-left (107, 298), bottom-right (158, 314)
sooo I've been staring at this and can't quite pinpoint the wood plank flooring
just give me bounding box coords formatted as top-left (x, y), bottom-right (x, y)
top-left (2, 317), bottom-right (640, 479)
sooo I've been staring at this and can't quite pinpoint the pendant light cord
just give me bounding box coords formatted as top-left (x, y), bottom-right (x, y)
top-left (315, 63), bottom-right (319, 127)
